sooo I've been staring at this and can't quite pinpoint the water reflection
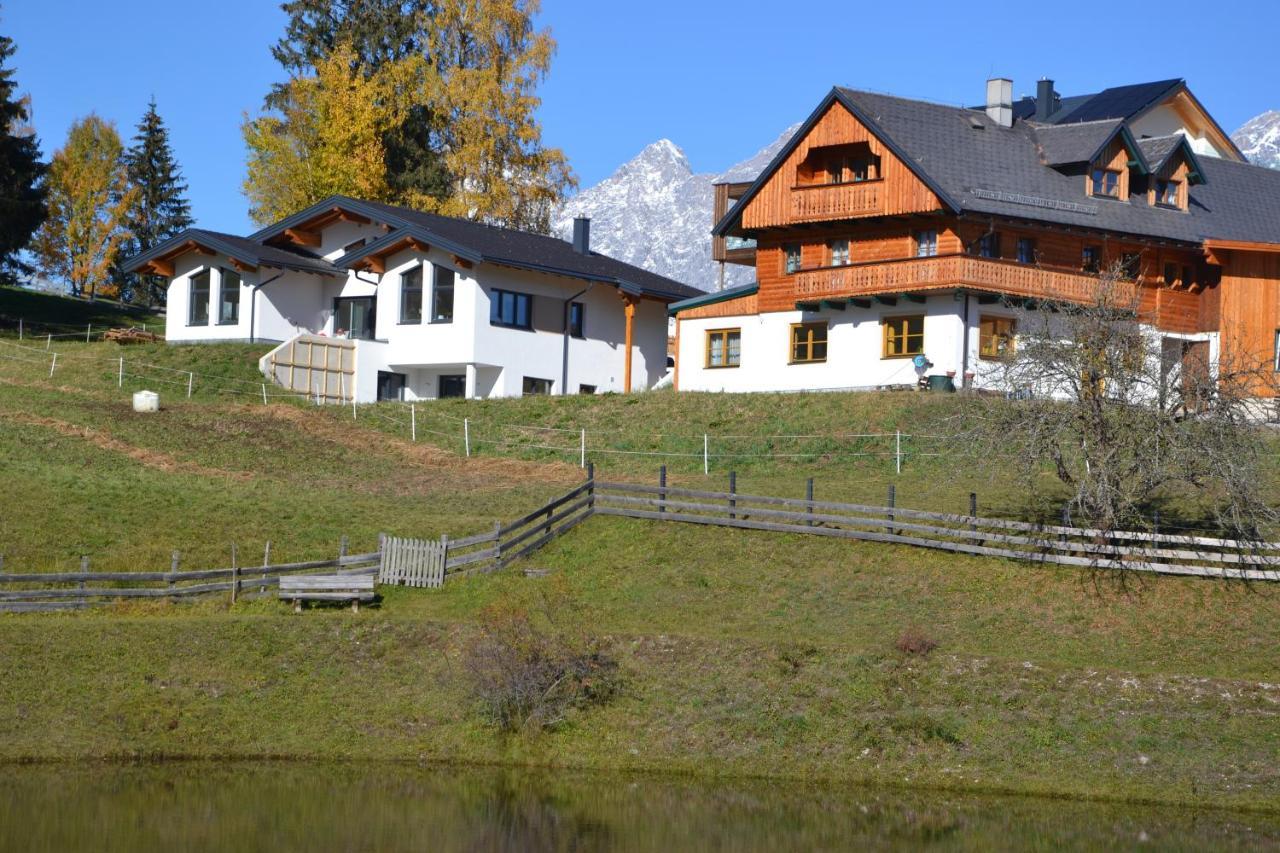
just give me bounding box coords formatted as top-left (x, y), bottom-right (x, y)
top-left (0, 762), bottom-right (1275, 852)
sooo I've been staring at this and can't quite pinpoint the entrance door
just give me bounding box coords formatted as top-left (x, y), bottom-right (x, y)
top-left (439, 374), bottom-right (466, 399)
top-left (334, 296), bottom-right (376, 340)
top-left (377, 370), bottom-right (406, 401)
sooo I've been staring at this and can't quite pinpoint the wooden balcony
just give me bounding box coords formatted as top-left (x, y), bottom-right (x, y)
top-left (790, 180), bottom-right (885, 222)
top-left (790, 254), bottom-right (1139, 305)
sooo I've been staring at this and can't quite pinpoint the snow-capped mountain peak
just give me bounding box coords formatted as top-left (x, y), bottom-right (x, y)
top-left (1232, 110), bottom-right (1280, 169)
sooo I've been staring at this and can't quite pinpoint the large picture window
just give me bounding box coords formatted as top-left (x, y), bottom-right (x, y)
top-left (789, 322), bottom-right (827, 364)
top-left (431, 266), bottom-right (455, 323)
top-left (705, 328), bottom-right (741, 368)
top-left (490, 288), bottom-right (532, 330)
top-left (188, 270), bottom-right (210, 326)
top-left (400, 265), bottom-right (423, 324)
top-left (882, 315), bottom-right (924, 358)
top-left (218, 269), bottom-right (240, 325)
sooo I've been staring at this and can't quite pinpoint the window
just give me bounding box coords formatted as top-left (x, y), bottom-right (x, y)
top-left (342, 238), bottom-right (366, 255)
top-left (188, 270), bottom-right (210, 325)
top-left (1120, 252), bottom-right (1142, 280)
top-left (829, 239), bottom-right (850, 267)
top-left (705, 328), bottom-right (741, 368)
top-left (1155, 179), bottom-right (1180, 208)
top-left (1163, 263), bottom-right (1179, 285)
top-left (882, 315), bottom-right (924, 358)
top-left (217, 270), bottom-right (241, 325)
top-left (439, 375), bottom-right (466, 399)
top-left (1016, 238), bottom-right (1036, 265)
top-left (790, 322), bottom-right (827, 364)
top-left (1092, 168), bottom-right (1121, 198)
top-left (783, 243), bottom-right (801, 274)
top-left (431, 266), bottom-right (455, 323)
top-left (914, 230), bottom-right (937, 258)
top-left (334, 296), bottom-right (376, 340)
top-left (568, 301), bottom-right (584, 338)
top-left (975, 232), bottom-right (1000, 259)
top-left (979, 316), bottom-right (1015, 359)
top-left (522, 376), bottom-right (553, 396)
top-left (377, 371), bottom-right (406, 402)
top-left (399, 265), bottom-right (423, 324)
top-left (1275, 330), bottom-right (1280, 373)
top-left (1082, 246), bottom-right (1102, 273)
top-left (490, 288), bottom-right (532, 329)
top-left (578, 384), bottom-right (597, 395)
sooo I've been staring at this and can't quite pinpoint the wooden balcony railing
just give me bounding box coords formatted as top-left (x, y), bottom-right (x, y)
top-left (790, 180), bottom-right (885, 222)
top-left (791, 254), bottom-right (1139, 305)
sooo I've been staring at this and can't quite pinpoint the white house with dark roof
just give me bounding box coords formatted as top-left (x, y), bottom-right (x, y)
top-left (125, 197), bottom-right (700, 402)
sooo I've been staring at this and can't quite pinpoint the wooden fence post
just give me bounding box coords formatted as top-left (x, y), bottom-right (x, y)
top-left (728, 471), bottom-right (737, 520)
top-left (658, 465), bottom-right (667, 514)
top-left (169, 551), bottom-right (180, 603)
top-left (887, 484), bottom-right (896, 536)
top-left (230, 543), bottom-right (240, 605)
top-left (339, 535), bottom-right (349, 559)
top-left (79, 556), bottom-right (89, 601)
top-left (261, 541), bottom-right (271, 594)
top-left (1060, 504), bottom-right (1071, 554)
top-left (586, 462), bottom-right (595, 511)
top-left (493, 521), bottom-right (503, 568)
top-left (806, 477), bottom-right (815, 527)
top-left (969, 492), bottom-right (981, 546)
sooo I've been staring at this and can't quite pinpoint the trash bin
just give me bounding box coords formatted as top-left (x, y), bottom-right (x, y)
top-left (926, 374), bottom-right (956, 393)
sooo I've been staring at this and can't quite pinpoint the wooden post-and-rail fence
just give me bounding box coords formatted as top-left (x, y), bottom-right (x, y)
top-left (3, 464), bottom-right (1277, 613)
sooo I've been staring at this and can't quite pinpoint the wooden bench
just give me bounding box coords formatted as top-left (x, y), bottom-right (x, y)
top-left (279, 574), bottom-right (376, 612)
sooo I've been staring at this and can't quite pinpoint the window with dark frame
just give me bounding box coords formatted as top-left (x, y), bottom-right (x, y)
top-left (1082, 246), bottom-right (1102, 273)
top-left (1092, 168), bottom-right (1121, 198)
top-left (914, 230), bottom-right (938, 258)
top-left (789, 322), bottom-right (827, 364)
top-left (490, 288), bottom-right (532, 329)
top-left (188, 270), bottom-right (210, 325)
top-left (1155, 179), bottom-right (1181, 208)
top-left (829, 239), bottom-right (850, 267)
top-left (431, 265), bottom-right (455, 323)
top-left (578, 384), bottom-right (597, 395)
top-left (522, 376), bottom-right (553, 396)
top-left (1121, 252), bottom-right (1142, 280)
top-left (705, 328), bottom-right (741, 368)
top-left (784, 243), bottom-right (801, 274)
top-left (1016, 238), bottom-right (1036, 265)
top-left (975, 232), bottom-right (1000, 258)
top-left (1164, 263), bottom-right (1179, 285)
top-left (882, 315), bottom-right (924, 358)
top-left (568, 301), bottom-right (584, 338)
top-left (218, 269), bottom-right (241, 325)
top-left (399, 265), bottom-right (423, 324)
top-left (439, 374), bottom-right (466, 398)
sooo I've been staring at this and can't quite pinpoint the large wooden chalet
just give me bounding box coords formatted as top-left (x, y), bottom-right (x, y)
top-left (673, 77), bottom-right (1280, 398)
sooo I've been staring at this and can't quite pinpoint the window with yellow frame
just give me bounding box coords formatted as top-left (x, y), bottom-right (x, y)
top-left (882, 315), bottom-right (924, 358)
top-left (705, 328), bottom-right (741, 368)
top-left (789, 322), bottom-right (827, 363)
top-left (979, 315), bottom-right (1015, 359)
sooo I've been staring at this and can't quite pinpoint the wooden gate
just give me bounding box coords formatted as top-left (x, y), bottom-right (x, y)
top-left (379, 536), bottom-right (447, 588)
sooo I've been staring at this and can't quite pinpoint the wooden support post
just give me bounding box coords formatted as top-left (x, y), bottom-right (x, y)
top-left (806, 478), bottom-right (815, 527)
top-left (261, 541), bottom-right (271, 594)
top-left (1060, 504), bottom-right (1071, 554)
top-left (658, 465), bottom-right (667, 514)
top-left (887, 484), bottom-right (896, 536)
top-left (493, 521), bottom-right (503, 567)
top-left (79, 556), bottom-right (88, 600)
top-left (230, 543), bottom-right (239, 605)
top-left (586, 462), bottom-right (595, 510)
top-left (622, 294), bottom-right (638, 393)
top-left (169, 551), bottom-right (180, 603)
top-left (728, 471), bottom-right (737, 520)
top-left (969, 492), bottom-right (981, 545)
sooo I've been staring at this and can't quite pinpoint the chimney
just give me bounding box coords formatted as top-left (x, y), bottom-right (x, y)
top-left (1035, 78), bottom-right (1059, 121)
top-left (572, 217), bottom-right (591, 255)
top-left (985, 78), bottom-right (1013, 128)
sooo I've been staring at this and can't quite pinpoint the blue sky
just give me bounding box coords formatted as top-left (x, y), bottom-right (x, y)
top-left (6, 0), bottom-right (1276, 235)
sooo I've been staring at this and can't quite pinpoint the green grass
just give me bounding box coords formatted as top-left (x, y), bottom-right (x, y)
top-left (0, 341), bottom-right (1277, 812)
top-left (0, 285), bottom-right (164, 337)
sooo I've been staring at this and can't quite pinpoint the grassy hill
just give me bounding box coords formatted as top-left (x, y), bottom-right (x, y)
top-left (0, 339), bottom-right (1277, 813)
top-left (0, 285), bottom-right (165, 338)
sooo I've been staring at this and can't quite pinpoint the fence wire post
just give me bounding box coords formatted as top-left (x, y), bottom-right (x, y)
top-left (118, 356), bottom-right (124, 388)
top-left (464, 417), bottom-right (471, 457)
top-left (261, 383), bottom-right (268, 405)
top-left (703, 433), bottom-right (709, 476)
top-left (580, 428), bottom-right (586, 469)
top-left (187, 372), bottom-right (193, 398)
top-left (86, 323), bottom-right (91, 343)
top-left (411, 404), bottom-right (417, 442)
top-left (46, 333), bottom-right (51, 350)
top-left (895, 430), bottom-right (902, 475)
top-left (48, 352), bottom-right (57, 378)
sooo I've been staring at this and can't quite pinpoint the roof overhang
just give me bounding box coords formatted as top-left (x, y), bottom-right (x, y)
top-left (668, 282), bottom-right (758, 315)
top-left (250, 196), bottom-right (404, 247)
top-left (1134, 82), bottom-right (1246, 162)
top-left (712, 88), bottom-right (963, 239)
top-left (335, 226), bottom-right (482, 275)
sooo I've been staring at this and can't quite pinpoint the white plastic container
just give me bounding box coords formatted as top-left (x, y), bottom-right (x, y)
top-left (132, 390), bottom-right (160, 413)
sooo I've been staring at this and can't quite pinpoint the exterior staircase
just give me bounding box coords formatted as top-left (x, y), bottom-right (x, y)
top-left (259, 334), bottom-right (356, 404)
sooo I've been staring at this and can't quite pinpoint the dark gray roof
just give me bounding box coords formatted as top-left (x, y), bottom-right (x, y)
top-left (666, 281), bottom-right (758, 315)
top-left (1136, 134), bottom-right (1208, 181)
top-left (122, 228), bottom-right (343, 276)
top-left (1011, 79), bottom-right (1183, 125)
top-left (1034, 120), bottom-right (1129, 167)
top-left (719, 86), bottom-right (1280, 247)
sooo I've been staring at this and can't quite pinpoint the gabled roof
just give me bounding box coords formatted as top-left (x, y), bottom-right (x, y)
top-left (122, 228), bottom-right (344, 277)
top-left (1035, 119), bottom-right (1148, 171)
top-left (1051, 79), bottom-right (1184, 124)
top-left (712, 88), bottom-right (962, 237)
top-left (1137, 134), bottom-right (1207, 183)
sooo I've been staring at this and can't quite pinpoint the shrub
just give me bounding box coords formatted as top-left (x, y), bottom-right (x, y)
top-left (895, 628), bottom-right (938, 657)
top-left (462, 590), bottom-right (618, 733)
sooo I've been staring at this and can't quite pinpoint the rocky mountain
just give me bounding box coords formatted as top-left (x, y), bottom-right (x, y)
top-left (552, 127), bottom-right (797, 293)
top-left (1233, 111), bottom-right (1280, 169)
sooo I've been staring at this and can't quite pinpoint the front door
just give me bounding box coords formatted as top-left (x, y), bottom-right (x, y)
top-left (334, 296), bottom-right (376, 340)
top-left (377, 371), bottom-right (406, 402)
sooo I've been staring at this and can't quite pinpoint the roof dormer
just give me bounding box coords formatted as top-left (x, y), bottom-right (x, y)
top-left (1137, 134), bottom-right (1206, 212)
top-left (1035, 120), bottom-right (1149, 203)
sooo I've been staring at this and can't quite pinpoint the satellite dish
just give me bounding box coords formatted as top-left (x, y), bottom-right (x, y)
top-left (912, 355), bottom-right (929, 369)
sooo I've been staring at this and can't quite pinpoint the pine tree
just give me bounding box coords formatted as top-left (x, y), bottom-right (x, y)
top-left (31, 116), bottom-right (137, 300)
top-left (0, 33), bottom-right (46, 284)
top-left (121, 99), bottom-right (193, 305)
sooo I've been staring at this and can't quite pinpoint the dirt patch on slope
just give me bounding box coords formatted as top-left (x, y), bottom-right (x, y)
top-left (0, 412), bottom-right (252, 481)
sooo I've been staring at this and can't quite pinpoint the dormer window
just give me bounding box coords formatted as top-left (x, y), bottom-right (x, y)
top-left (1153, 178), bottom-right (1185, 210)
top-left (1091, 168), bottom-right (1121, 199)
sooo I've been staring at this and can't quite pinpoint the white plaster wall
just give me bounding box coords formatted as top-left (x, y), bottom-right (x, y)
top-left (1130, 105), bottom-right (1223, 159)
top-left (164, 254), bottom-right (256, 342)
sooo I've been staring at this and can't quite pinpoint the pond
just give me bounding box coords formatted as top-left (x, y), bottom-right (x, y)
top-left (0, 762), bottom-right (1276, 851)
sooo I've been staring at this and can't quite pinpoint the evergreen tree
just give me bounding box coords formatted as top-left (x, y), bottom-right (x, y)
top-left (0, 33), bottom-right (46, 284)
top-left (121, 99), bottom-right (193, 305)
top-left (31, 116), bottom-right (137, 300)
